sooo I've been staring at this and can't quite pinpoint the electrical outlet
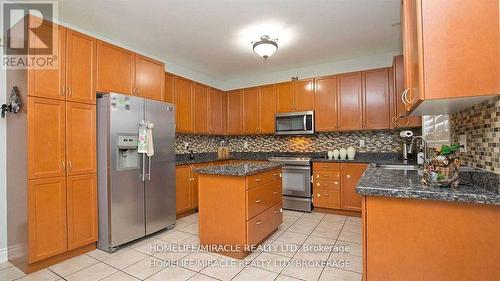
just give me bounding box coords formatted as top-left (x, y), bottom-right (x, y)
top-left (359, 139), bottom-right (365, 148)
top-left (243, 141), bottom-right (248, 149)
top-left (459, 135), bottom-right (467, 153)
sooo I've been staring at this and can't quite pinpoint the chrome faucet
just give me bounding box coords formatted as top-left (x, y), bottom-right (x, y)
top-left (409, 136), bottom-right (429, 164)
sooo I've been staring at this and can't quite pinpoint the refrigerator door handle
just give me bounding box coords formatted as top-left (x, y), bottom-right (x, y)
top-left (141, 153), bottom-right (146, 182)
top-left (147, 156), bottom-right (151, 181)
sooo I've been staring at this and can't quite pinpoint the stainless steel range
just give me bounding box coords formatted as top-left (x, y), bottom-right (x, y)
top-left (268, 156), bottom-right (312, 212)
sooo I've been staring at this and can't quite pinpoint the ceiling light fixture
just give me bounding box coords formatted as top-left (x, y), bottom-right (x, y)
top-left (252, 35), bottom-right (278, 60)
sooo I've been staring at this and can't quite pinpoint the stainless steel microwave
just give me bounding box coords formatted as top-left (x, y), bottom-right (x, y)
top-left (275, 111), bottom-right (315, 135)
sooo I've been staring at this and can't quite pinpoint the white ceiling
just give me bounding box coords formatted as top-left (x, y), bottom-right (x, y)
top-left (58, 0), bottom-right (402, 89)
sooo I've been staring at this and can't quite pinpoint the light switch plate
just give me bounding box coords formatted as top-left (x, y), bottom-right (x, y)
top-left (359, 139), bottom-right (365, 148)
top-left (459, 135), bottom-right (467, 153)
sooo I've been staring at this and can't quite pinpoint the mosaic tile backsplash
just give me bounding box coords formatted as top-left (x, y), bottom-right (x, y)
top-left (175, 130), bottom-right (414, 154)
top-left (450, 96), bottom-right (500, 174)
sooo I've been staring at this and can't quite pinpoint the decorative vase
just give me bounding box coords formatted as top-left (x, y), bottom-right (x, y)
top-left (333, 149), bottom-right (340, 160)
top-left (339, 148), bottom-right (347, 160)
top-left (347, 146), bottom-right (356, 160)
top-left (327, 151), bottom-right (334, 159)
top-left (423, 156), bottom-right (461, 188)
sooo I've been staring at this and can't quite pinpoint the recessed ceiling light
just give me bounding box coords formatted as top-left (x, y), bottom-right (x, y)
top-left (252, 35), bottom-right (278, 60)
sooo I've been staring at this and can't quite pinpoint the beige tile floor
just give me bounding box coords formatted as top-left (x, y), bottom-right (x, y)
top-left (0, 211), bottom-right (362, 281)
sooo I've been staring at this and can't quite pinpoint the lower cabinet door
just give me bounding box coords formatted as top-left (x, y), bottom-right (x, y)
top-left (341, 163), bottom-right (368, 211)
top-left (313, 188), bottom-right (340, 209)
top-left (175, 166), bottom-right (192, 214)
top-left (28, 177), bottom-right (68, 263)
top-left (247, 202), bottom-right (282, 246)
top-left (67, 174), bottom-right (98, 250)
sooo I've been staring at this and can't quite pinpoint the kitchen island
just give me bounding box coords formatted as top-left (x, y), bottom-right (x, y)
top-left (356, 166), bottom-right (500, 280)
top-left (194, 162), bottom-right (283, 259)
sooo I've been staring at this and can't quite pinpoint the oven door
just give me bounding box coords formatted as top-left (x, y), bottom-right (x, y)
top-left (282, 166), bottom-right (312, 197)
top-left (275, 111), bottom-right (314, 135)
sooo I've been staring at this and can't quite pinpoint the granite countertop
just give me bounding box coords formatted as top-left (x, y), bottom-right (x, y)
top-left (176, 152), bottom-right (416, 166)
top-left (193, 162), bottom-right (283, 176)
top-left (356, 166), bottom-right (500, 205)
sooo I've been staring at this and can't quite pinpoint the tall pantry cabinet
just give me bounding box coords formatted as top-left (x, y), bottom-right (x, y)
top-left (7, 17), bottom-right (97, 272)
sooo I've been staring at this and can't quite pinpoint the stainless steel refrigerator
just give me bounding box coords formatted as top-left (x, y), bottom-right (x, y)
top-left (96, 93), bottom-right (176, 252)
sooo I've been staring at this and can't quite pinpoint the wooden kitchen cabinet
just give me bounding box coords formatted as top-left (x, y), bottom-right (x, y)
top-left (209, 88), bottom-right (224, 135)
top-left (28, 177), bottom-right (68, 263)
top-left (226, 90), bottom-right (243, 135)
top-left (164, 72), bottom-right (175, 104)
top-left (193, 83), bottom-right (209, 134)
top-left (175, 76), bottom-right (194, 133)
top-left (242, 87), bottom-right (260, 134)
top-left (341, 163), bottom-right (367, 211)
top-left (65, 30), bottom-right (97, 104)
top-left (391, 55), bottom-right (421, 128)
top-left (96, 41), bottom-right (135, 95)
top-left (66, 102), bottom-right (96, 176)
top-left (337, 72), bottom-right (363, 131)
top-left (362, 68), bottom-right (390, 130)
top-left (294, 79), bottom-right (314, 111)
top-left (176, 165), bottom-right (192, 214)
top-left (28, 98), bottom-right (66, 179)
top-left (259, 85), bottom-right (277, 134)
top-left (135, 55), bottom-right (165, 101)
top-left (276, 82), bottom-right (294, 112)
top-left (402, 0), bottom-right (499, 114)
top-left (314, 188), bottom-right (340, 209)
top-left (66, 174), bottom-right (97, 250)
top-left (27, 19), bottom-right (66, 101)
top-left (314, 75), bottom-right (338, 131)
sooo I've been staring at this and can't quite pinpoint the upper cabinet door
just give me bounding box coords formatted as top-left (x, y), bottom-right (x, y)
top-left (164, 72), bottom-right (175, 104)
top-left (363, 68), bottom-right (390, 130)
top-left (28, 97), bottom-right (66, 179)
top-left (226, 90), bottom-right (243, 135)
top-left (67, 174), bottom-right (98, 250)
top-left (314, 76), bottom-right (337, 132)
top-left (28, 177), bottom-right (68, 263)
top-left (242, 87), bottom-right (260, 134)
top-left (337, 72), bottom-right (362, 131)
top-left (276, 82), bottom-right (294, 112)
top-left (65, 29), bottom-right (96, 104)
top-left (402, 0), bottom-right (421, 111)
top-left (209, 88), bottom-right (224, 135)
top-left (96, 41), bottom-right (135, 95)
top-left (392, 55), bottom-right (421, 128)
top-left (135, 55), bottom-right (165, 101)
top-left (295, 79), bottom-right (314, 111)
top-left (193, 83), bottom-right (209, 134)
top-left (175, 76), bottom-right (193, 133)
top-left (28, 19), bottom-right (66, 100)
top-left (66, 102), bottom-right (96, 176)
top-left (259, 85), bottom-right (277, 134)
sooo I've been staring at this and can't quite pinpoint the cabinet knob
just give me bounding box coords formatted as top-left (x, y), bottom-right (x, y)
top-left (256, 221), bottom-right (263, 225)
top-left (255, 199), bottom-right (262, 203)
top-left (316, 183), bottom-right (320, 186)
top-left (272, 191), bottom-right (278, 195)
top-left (346, 174), bottom-right (351, 179)
top-left (255, 178), bottom-right (261, 182)
top-left (273, 210), bottom-right (279, 213)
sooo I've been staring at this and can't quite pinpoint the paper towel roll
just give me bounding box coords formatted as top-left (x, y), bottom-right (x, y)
top-left (400, 130), bottom-right (414, 138)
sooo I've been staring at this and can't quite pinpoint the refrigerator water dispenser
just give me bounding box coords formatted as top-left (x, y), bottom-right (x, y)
top-left (117, 135), bottom-right (138, 170)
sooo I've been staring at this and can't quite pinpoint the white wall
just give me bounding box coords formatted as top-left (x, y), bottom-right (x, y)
top-left (220, 51), bottom-right (401, 90)
top-left (0, 67), bottom-right (7, 263)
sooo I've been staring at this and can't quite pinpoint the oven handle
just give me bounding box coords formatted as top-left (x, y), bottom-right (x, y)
top-left (282, 166), bottom-right (311, 171)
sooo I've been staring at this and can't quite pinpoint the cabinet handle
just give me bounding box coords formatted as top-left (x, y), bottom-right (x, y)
top-left (255, 178), bottom-right (261, 182)
top-left (67, 87), bottom-right (72, 96)
top-left (68, 160), bottom-right (72, 171)
top-left (272, 191), bottom-right (278, 195)
top-left (346, 174), bottom-right (351, 179)
top-left (255, 199), bottom-right (262, 203)
top-left (61, 160), bottom-right (65, 171)
top-left (316, 183), bottom-right (320, 186)
top-left (61, 87), bottom-right (65, 96)
top-left (322, 165), bottom-right (329, 168)
top-left (274, 210), bottom-right (279, 213)
top-left (324, 193), bottom-right (329, 196)
top-left (316, 174), bottom-right (319, 178)
top-left (317, 193), bottom-right (320, 197)
top-left (255, 221), bottom-right (263, 225)
top-left (334, 181), bottom-right (339, 185)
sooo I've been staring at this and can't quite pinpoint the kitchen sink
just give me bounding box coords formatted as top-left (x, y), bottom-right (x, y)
top-left (376, 164), bottom-right (421, 171)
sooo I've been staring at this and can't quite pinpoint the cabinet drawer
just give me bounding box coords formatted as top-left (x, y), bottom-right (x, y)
top-left (247, 179), bottom-right (282, 220)
top-left (247, 202), bottom-right (282, 246)
top-left (247, 168), bottom-right (282, 189)
top-left (313, 162), bottom-right (340, 171)
top-left (313, 171), bottom-right (341, 181)
top-left (313, 188), bottom-right (340, 209)
top-left (314, 180), bottom-right (340, 190)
